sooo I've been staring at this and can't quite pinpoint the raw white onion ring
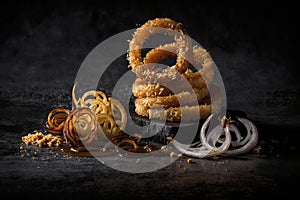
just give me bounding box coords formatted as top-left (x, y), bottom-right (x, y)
top-left (172, 114), bottom-right (259, 158)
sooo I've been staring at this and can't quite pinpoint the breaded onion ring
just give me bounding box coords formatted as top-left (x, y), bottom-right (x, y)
top-left (135, 92), bottom-right (222, 122)
top-left (135, 96), bottom-right (214, 122)
top-left (137, 45), bottom-right (214, 86)
top-left (132, 75), bottom-right (209, 98)
top-left (128, 18), bottom-right (191, 77)
top-left (132, 78), bottom-right (173, 97)
top-left (150, 104), bottom-right (212, 122)
top-left (63, 107), bottom-right (99, 147)
top-left (182, 46), bottom-right (214, 87)
top-left (131, 46), bottom-right (215, 110)
top-left (135, 88), bottom-right (209, 109)
top-left (44, 108), bottom-right (70, 135)
top-left (143, 43), bottom-right (190, 74)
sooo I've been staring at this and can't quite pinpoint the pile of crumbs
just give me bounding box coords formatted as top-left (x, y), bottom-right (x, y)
top-left (22, 130), bottom-right (63, 147)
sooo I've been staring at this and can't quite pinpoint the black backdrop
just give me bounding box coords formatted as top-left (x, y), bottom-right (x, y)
top-left (0, 1), bottom-right (299, 199)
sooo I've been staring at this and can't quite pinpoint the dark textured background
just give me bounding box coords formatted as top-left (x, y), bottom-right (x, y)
top-left (0, 1), bottom-right (299, 199)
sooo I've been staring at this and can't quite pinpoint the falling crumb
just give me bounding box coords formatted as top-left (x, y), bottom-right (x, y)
top-left (177, 154), bottom-right (183, 158)
top-left (187, 158), bottom-right (193, 164)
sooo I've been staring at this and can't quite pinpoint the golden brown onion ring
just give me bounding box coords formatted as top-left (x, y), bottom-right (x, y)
top-left (144, 104), bottom-right (212, 122)
top-left (132, 78), bottom-right (173, 97)
top-left (132, 74), bottom-right (210, 98)
top-left (128, 18), bottom-right (191, 75)
top-left (143, 43), bottom-right (190, 74)
top-left (135, 45), bottom-right (214, 87)
top-left (135, 95), bottom-right (214, 122)
top-left (184, 45), bottom-right (215, 85)
top-left (135, 88), bottom-right (209, 109)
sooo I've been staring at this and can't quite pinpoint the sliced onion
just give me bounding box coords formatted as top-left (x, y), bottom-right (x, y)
top-left (172, 114), bottom-right (259, 158)
top-left (172, 114), bottom-right (231, 158)
top-left (222, 117), bottom-right (258, 156)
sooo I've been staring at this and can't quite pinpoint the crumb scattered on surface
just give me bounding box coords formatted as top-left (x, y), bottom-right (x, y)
top-left (22, 130), bottom-right (63, 147)
top-left (253, 146), bottom-right (262, 154)
top-left (166, 136), bottom-right (173, 143)
top-left (187, 158), bottom-right (193, 164)
top-left (170, 152), bottom-right (175, 157)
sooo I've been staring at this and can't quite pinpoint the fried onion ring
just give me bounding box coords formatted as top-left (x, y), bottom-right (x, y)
top-left (128, 18), bottom-right (191, 77)
top-left (150, 104), bottom-right (212, 122)
top-left (134, 45), bottom-right (214, 86)
top-left (132, 73), bottom-right (210, 98)
top-left (132, 78), bottom-right (173, 97)
top-left (135, 91), bottom-right (222, 122)
top-left (143, 43), bottom-right (190, 74)
top-left (183, 45), bottom-right (215, 86)
top-left (135, 88), bottom-right (209, 108)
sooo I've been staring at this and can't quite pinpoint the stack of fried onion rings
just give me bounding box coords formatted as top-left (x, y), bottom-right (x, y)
top-left (127, 18), bottom-right (216, 122)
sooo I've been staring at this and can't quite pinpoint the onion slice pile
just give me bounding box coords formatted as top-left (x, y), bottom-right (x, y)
top-left (172, 114), bottom-right (258, 158)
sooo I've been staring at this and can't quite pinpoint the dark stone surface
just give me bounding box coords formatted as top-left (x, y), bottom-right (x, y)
top-left (0, 1), bottom-right (299, 199)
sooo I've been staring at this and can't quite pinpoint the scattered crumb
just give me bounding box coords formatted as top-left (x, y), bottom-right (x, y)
top-left (253, 146), bottom-right (262, 154)
top-left (161, 145), bottom-right (168, 152)
top-left (166, 136), bottom-right (173, 143)
top-left (22, 130), bottom-right (63, 147)
top-left (177, 154), bottom-right (183, 158)
top-left (170, 152), bottom-right (175, 157)
top-left (212, 156), bottom-right (220, 160)
top-left (187, 158), bottom-right (193, 164)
